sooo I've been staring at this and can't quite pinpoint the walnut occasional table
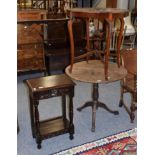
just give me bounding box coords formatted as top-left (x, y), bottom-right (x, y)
top-left (67, 8), bottom-right (129, 80)
top-left (65, 60), bottom-right (127, 132)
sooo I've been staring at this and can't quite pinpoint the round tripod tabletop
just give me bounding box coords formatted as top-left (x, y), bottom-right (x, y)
top-left (65, 60), bottom-right (127, 84)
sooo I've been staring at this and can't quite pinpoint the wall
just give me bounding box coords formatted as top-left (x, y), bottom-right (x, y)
top-left (93, 0), bottom-right (135, 10)
top-left (93, 0), bottom-right (106, 8)
top-left (117, 0), bottom-right (128, 9)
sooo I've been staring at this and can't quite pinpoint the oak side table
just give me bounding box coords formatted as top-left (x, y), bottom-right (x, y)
top-left (26, 74), bottom-right (75, 149)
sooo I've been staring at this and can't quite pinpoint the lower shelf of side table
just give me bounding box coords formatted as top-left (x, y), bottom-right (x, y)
top-left (39, 116), bottom-right (70, 140)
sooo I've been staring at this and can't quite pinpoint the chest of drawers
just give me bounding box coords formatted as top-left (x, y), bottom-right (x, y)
top-left (17, 10), bottom-right (46, 73)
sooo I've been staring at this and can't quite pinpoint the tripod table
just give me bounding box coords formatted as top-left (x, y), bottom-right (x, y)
top-left (65, 60), bottom-right (127, 132)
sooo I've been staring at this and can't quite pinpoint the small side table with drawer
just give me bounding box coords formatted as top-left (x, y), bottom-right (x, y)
top-left (25, 74), bottom-right (75, 149)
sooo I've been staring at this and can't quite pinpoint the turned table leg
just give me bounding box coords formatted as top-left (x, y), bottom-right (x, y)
top-left (29, 95), bottom-right (36, 138)
top-left (69, 95), bottom-right (74, 140)
top-left (91, 83), bottom-right (98, 132)
top-left (34, 100), bottom-right (42, 149)
top-left (62, 95), bottom-right (67, 128)
top-left (77, 83), bottom-right (119, 132)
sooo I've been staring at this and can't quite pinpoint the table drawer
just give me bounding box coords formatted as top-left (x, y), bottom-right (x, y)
top-left (18, 43), bottom-right (44, 57)
top-left (17, 44), bottom-right (45, 71)
top-left (17, 24), bottom-right (43, 44)
top-left (18, 57), bottom-right (45, 71)
top-left (17, 11), bottom-right (43, 20)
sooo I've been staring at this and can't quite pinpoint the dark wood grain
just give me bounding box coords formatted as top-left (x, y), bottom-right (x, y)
top-left (26, 74), bottom-right (75, 149)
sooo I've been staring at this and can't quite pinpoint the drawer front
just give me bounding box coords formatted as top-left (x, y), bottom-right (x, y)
top-left (17, 11), bottom-right (42, 20)
top-left (17, 44), bottom-right (45, 71)
top-left (18, 44), bottom-right (44, 57)
top-left (17, 57), bottom-right (45, 71)
top-left (17, 24), bottom-right (43, 44)
top-left (17, 11), bottom-right (43, 44)
top-left (33, 86), bottom-right (74, 100)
